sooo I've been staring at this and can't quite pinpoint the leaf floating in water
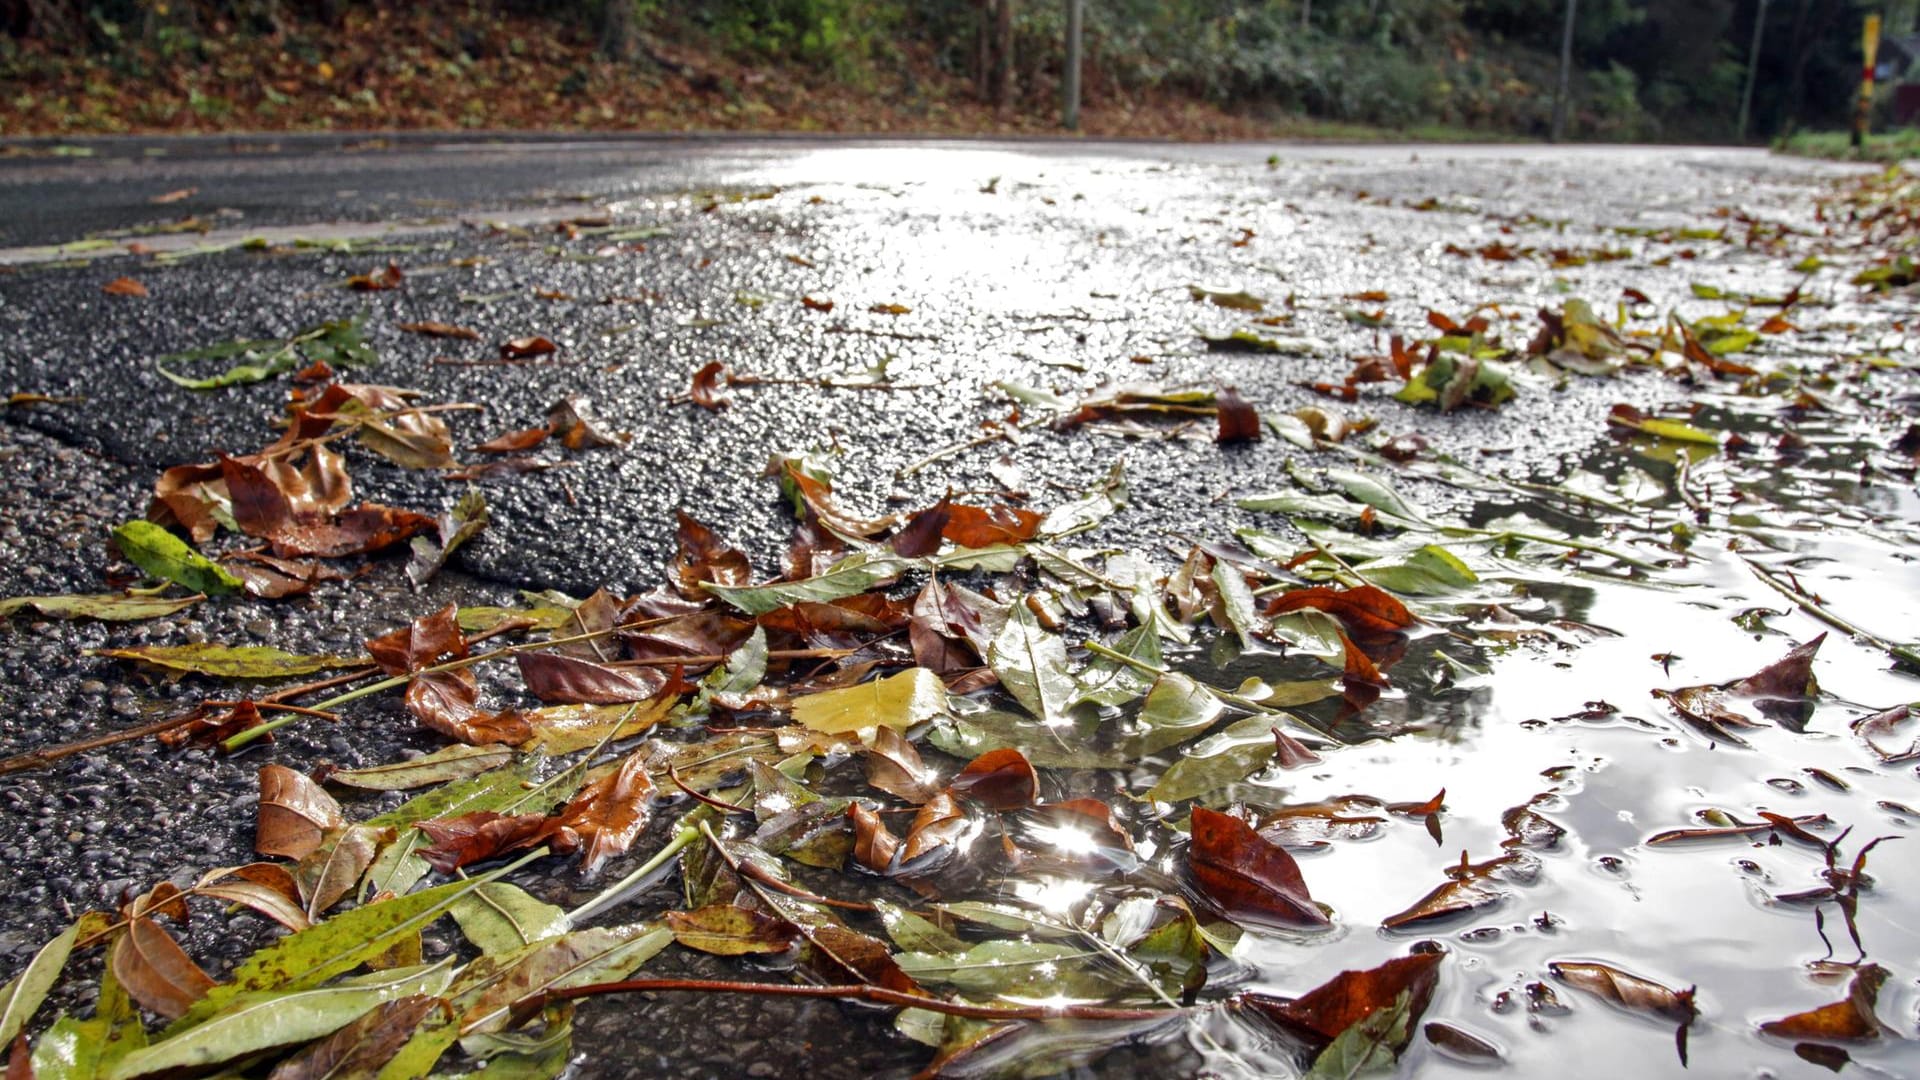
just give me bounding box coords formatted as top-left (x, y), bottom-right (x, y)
top-left (1188, 806), bottom-right (1330, 930)
top-left (1759, 964), bottom-right (1888, 1042)
top-left (1551, 960), bottom-right (1698, 1064)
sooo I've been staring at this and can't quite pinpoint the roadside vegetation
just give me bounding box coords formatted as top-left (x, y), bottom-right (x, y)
top-left (0, 0), bottom-right (1895, 141)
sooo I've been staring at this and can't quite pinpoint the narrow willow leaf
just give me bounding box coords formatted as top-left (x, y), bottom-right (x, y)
top-left (360, 761), bottom-right (551, 901)
top-left (0, 917), bottom-right (93, 1045)
top-left (452, 925), bottom-right (672, 1034)
top-left (1074, 626), bottom-right (1162, 707)
top-left (109, 962), bottom-right (453, 1079)
top-left (1211, 561), bottom-right (1262, 650)
top-left (1355, 545), bottom-right (1479, 595)
top-left (1236, 491), bottom-right (1419, 532)
top-left (1039, 462), bottom-right (1127, 537)
top-left (989, 600), bottom-right (1077, 728)
top-left (874, 900), bottom-right (967, 957)
top-left (0, 593), bottom-right (200, 622)
top-left (327, 745), bottom-right (516, 791)
top-left (896, 940), bottom-right (1119, 1000)
top-left (30, 1014), bottom-right (107, 1080)
top-left (1128, 673), bottom-right (1226, 757)
top-left (449, 884), bottom-right (572, 956)
top-left (110, 521), bottom-right (242, 596)
top-left (1324, 469), bottom-right (1434, 526)
top-left (89, 644), bottom-right (358, 679)
top-left (705, 554), bottom-right (911, 615)
top-left (171, 871), bottom-right (510, 1032)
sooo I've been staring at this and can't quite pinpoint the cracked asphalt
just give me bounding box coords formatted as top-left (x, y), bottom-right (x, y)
top-left (0, 136), bottom-right (1884, 1077)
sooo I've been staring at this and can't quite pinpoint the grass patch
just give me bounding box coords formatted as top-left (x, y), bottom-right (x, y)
top-left (1776, 128), bottom-right (1920, 163)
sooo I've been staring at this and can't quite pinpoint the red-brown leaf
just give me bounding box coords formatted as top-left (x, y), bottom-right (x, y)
top-left (1272, 727), bottom-right (1323, 769)
top-left (947, 748), bottom-right (1038, 811)
top-left (102, 276), bottom-right (149, 297)
top-left (269, 505), bottom-right (435, 558)
top-left (414, 811), bottom-right (554, 874)
top-left (268, 995), bottom-right (448, 1080)
top-left (941, 504), bottom-right (1042, 548)
top-left (849, 803), bottom-right (900, 873)
top-left (406, 671), bottom-right (529, 745)
top-left (557, 751), bottom-right (656, 874)
top-left (1266, 585), bottom-right (1414, 637)
top-left (516, 652), bottom-right (667, 705)
top-left (900, 791), bottom-right (970, 867)
top-left (890, 496), bottom-right (952, 558)
top-left (475, 425), bottom-right (551, 453)
top-left (366, 604), bottom-right (466, 675)
top-left (1759, 964), bottom-right (1887, 1041)
top-left (674, 510), bottom-right (751, 593)
top-left (864, 726), bottom-right (939, 803)
top-left (397, 321), bottom-right (480, 340)
top-left (1189, 806), bottom-right (1330, 929)
top-left (347, 264), bottom-right (404, 291)
top-left (1247, 952), bottom-right (1443, 1044)
top-left (1215, 386), bottom-right (1261, 444)
top-left (1730, 633), bottom-right (1825, 700)
top-left (499, 335), bottom-right (558, 359)
top-left (256, 764), bottom-right (344, 860)
top-left (689, 361), bottom-right (732, 410)
top-left (109, 916), bottom-right (216, 1020)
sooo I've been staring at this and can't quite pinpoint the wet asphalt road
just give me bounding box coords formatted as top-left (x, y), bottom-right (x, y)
top-left (0, 136), bottom-right (1874, 1076)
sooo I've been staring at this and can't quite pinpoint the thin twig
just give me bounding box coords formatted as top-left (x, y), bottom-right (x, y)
top-left (528, 978), bottom-right (1181, 1023)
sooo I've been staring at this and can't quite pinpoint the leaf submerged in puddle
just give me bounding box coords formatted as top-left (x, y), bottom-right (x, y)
top-left (1188, 806), bottom-right (1330, 930)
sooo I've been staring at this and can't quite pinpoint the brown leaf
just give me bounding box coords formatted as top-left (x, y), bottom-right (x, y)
top-left (1382, 851), bottom-right (1513, 929)
top-left (1247, 952), bottom-right (1443, 1044)
top-left (667, 904), bottom-right (799, 955)
top-left (1266, 585), bottom-right (1414, 638)
top-left (1760, 964), bottom-right (1888, 1042)
top-left (5, 1033), bottom-right (28, 1080)
top-left (415, 811), bottom-right (554, 874)
top-left (150, 187), bottom-right (196, 204)
top-left (1730, 633), bottom-right (1825, 700)
top-left (268, 996), bottom-right (449, 1080)
top-left (270, 504), bottom-right (435, 558)
top-left (194, 862), bottom-right (310, 932)
top-left (256, 764), bottom-right (344, 860)
top-left (1646, 813), bottom-right (1830, 846)
top-left (347, 264), bottom-right (403, 291)
top-left (889, 496), bottom-right (952, 558)
top-left (774, 459), bottom-right (897, 538)
top-left (294, 824), bottom-right (390, 918)
top-left (557, 751), bottom-right (656, 875)
top-left (220, 454), bottom-right (294, 538)
top-left (690, 361), bottom-right (732, 410)
top-left (475, 425), bottom-right (551, 453)
top-left (547, 396), bottom-right (625, 449)
top-left (1029, 798), bottom-right (1133, 854)
top-left (1188, 806), bottom-right (1329, 930)
top-left (849, 803), bottom-right (900, 873)
top-left (941, 504), bottom-right (1042, 548)
top-left (102, 276), bottom-right (149, 297)
top-left (1551, 961), bottom-right (1697, 1025)
top-left (869, 302), bottom-right (910, 315)
top-left (863, 726), bottom-right (938, 803)
top-left (110, 916), bottom-right (216, 1020)
top-left (801, 296), bottom-right (835, 313)
top-left (222, 551), bottom-right (342, 599)
top-left (407, 670), bottom-right (530, 745)
top-left (900, 791), bottom-right (971, 868)
top-left (367, 604), bottom-right (466, 674)
top-left (946, 748), bottom-right (1038, 811)
top-left (500, 335), bottom-right (559, 359)
top-left (516, 652), bottom-right (667, 705)
top-left (1215, 386), bottom-right (1261, 444)
top-left (397, 321), bottom-right (481, 340)
top-left (1853, 704), bottom-right (1920, 763)
top-left (674, 510), bottom-right (751, 593)
top-left (1423, 1021), bottom-right (1503, 1063)
top-left (1271, 727), bottom-right (1323, 769)
top-left (795, 921), bottom-right (921, 993)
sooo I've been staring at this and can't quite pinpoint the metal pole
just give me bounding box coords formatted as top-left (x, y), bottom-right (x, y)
top-left (1853, 12), bottom-right (1882, 148)
top-left (1550, 0), bottom-right (1577, 143)
top-left (1737, 0), bottom-right (1769, 142)
top-left (1063, 0), bottom-right (1082, 130)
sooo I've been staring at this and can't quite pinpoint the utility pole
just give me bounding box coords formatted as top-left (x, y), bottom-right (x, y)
top-left (1550, 0), bottom-right (1578, 142)
top-left (1737, 0), bottom-right (1769, 142)
top-left (1063, 0), bottom-right (1082, 130)
top-left (1853, 12), bottom-right (1882, 148)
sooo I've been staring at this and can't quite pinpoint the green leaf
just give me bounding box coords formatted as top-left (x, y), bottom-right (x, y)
top-left (0, 593), bottom-right (200, 622)
top-left (1187, 283), bottom-right (1265, 311)
top-left (1355, 545), bottom-right (1479, 594)
top-left (1073, 625), bottom-right (1161, 707)
top-left (110, 962), bottom-right (454, 1079)
top-left (169, 873), bottom-right (503, 1033)
top-left (989, 599), bottom-right (1078, 728)
top-left (88, 644), bottom-right (358, 679)
top-left (1129, 673), bottom-right (1226, 757)
top-left (156, 318), bottom-right (374, 390)
top-left (1, 918), bottom-right (86, 1046)
top-left (110, 521), bottom-right (242, 596)
top-left (450, 925), bottom-right (672, 1035)
top-left (449, 883), bottom-right (572, 955)
top-left (897, 940), bottom-right (1116, 998)
top-left (327, 745), bottom-right (517, 791)
top-left (456, 604), bottom-right (577, 633)
top-left (874, 900), bottom-right (968, 957)
top-left (1210, 560), bottom-right (1262, 650)
top-left (704, 553), bottom-right (911, 615)
top-left (1147, 714), bottom-right (1296, 804)
top-left (1040, 462), bottom-right (1127, 537)
top-left (703, 626), bottom-right (768, 699)
top-left (31, 1014), bottom-right (108, 1080)
top-left (362, 761), bottom-right (565, 901)
top-left (1105, 552), bottom-right (1191, 645)
top-left (930, 709), bottom-right (1119, 769)
top-left (1324, 469), bottom-right (1433, 526)
top-left (1305, 988), bottom-right (1419, 1079)
top-left (1236, 491), bottom-right (1418, 532)
top-left (791, 668), bottom-right (947, 734)
top-left (1201, 328), bottom-right (1321, 354)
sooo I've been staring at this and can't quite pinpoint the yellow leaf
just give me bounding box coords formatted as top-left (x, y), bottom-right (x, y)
top-left (791, 668), bottom-right (946, 735)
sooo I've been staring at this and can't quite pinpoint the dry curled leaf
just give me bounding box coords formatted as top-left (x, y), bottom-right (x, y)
top-left (102, 276), bottom-right (149, 297)
top-left (397, 321), bottom-right (480, 340)
top-left (256, 764), bottom-right (344, 860)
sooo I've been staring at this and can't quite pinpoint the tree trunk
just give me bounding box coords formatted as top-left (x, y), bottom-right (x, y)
top-left (994, 0), bottom-right (1015, 111)
top-left (600, 0), bottom-right (639, 63)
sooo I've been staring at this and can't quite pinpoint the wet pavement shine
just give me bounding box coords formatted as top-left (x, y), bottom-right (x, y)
top-left (0, 137), bottom-right (1916, 1079)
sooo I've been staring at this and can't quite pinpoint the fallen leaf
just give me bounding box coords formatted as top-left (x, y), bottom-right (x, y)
top-left (1188, 806), bottom-right (1330, 929)
top-left (547, 396), bottom-right (626, 449)
top-left (946, 748), bottom-right (1038, 811)
top-left (109, 917), bottom-right (215, 1020)
top-left (516, 652), bottom-right (667, 705)
top-left (689, 361), bottom-right (732, 410)
top-left (475, 425), bottom-right (551, 453)
top-left (500, 336), bottom-right (559, 359)
top-left (102, 277), bottom-right (148, 297)
top-left (792, 668), bottom-right (947, 734)
top-left (667, 905), bottom-right (799, 955)
top-left (1266, 585), bottom-right (1414, 638)
top-left (266, 995), bottom-right (447, 1080)
top-left (396, 321), bottom-right (480, 340)
top-left (256, 764), bottom-right (344, 860)
top-left (1246, 951), bottom-right (1443, 1044)
top-left (346, 264), bottom-right (403, 291)
top-left (1760, 965), bottom-right (1887, 1042)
